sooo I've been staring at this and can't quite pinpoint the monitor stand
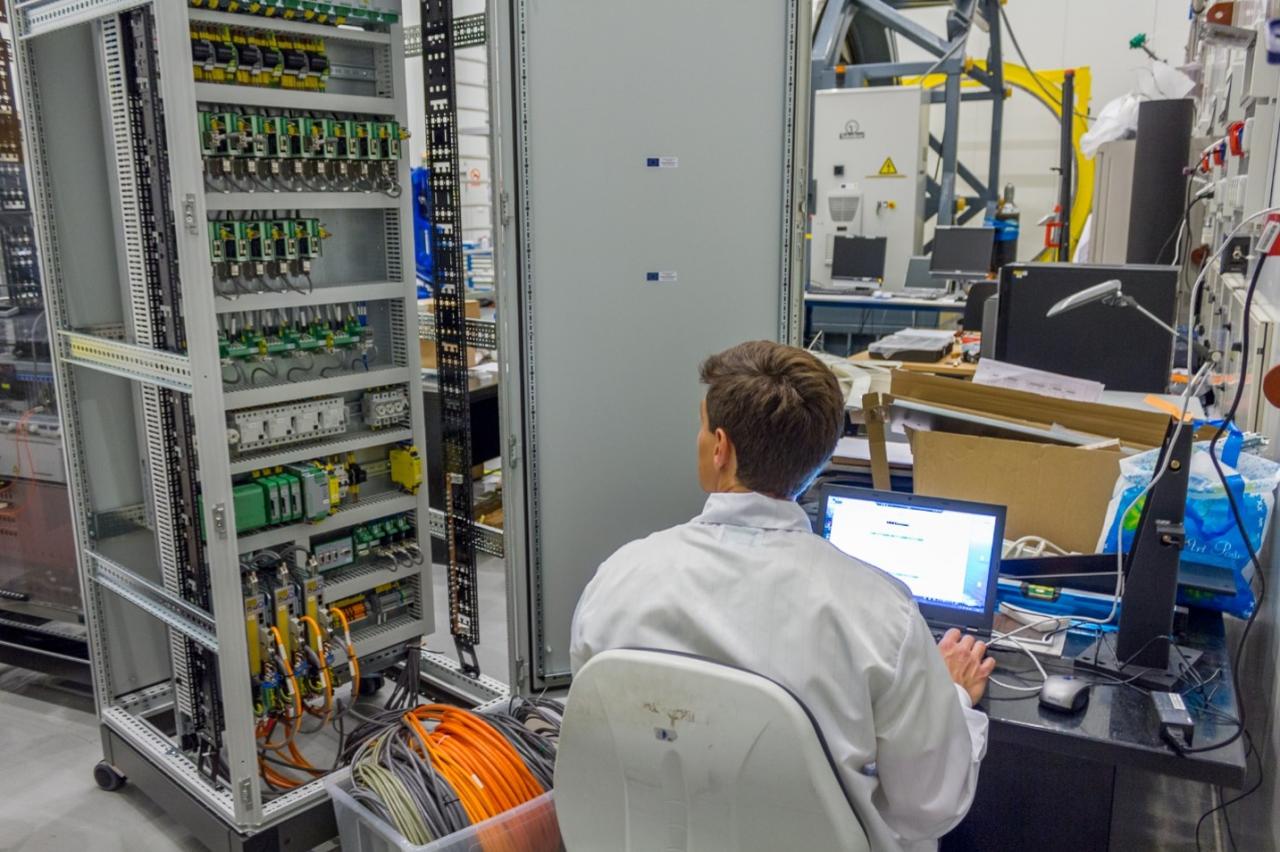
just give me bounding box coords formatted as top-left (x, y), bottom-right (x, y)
top-left (1073, 422), bottom-right (1197, 691)
top-left (1074, 637), bottom-right (1203, 691)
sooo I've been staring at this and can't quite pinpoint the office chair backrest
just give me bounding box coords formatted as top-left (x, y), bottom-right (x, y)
top-left (963, 280), bottom-right (998, 331)
top-left (554, 649), bottom-right (872, 852)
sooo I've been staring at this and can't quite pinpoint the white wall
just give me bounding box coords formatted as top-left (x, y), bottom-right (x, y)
top-left (895, 0), bottom-right (1191, 260)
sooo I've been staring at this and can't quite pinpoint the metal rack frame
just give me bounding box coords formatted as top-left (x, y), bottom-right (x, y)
top-left (10, 1), bottom-right (505, 846)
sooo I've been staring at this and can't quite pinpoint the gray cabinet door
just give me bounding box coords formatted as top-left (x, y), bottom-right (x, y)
top-left (493, 0), bottom-right (810, 687)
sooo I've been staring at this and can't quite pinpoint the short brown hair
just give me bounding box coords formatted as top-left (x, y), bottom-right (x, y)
top-left (699, 341), bottom-right (844, 498)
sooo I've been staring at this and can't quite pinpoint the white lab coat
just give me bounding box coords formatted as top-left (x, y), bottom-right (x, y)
top-left (570, 491), bottom-right (989, 852)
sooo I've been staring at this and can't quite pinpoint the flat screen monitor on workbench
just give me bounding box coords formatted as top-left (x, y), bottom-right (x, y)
top-left (831, 235), bottom-right (888, 286)
top-left (930, 226), bottom-right (995, 280)
top-left (993, 263), bottom-right (1178, 393)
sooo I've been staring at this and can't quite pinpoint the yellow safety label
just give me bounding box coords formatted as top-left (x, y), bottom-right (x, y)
top-left (878, 157), bottom-right (898, 176)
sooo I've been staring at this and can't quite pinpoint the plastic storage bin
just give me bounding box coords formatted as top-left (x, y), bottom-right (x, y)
top-left (325, 768), bottom-right (563, 852)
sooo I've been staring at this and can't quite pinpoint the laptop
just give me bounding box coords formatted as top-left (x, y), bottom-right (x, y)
top-left (817, 486), bottom-right (1005, 634)
top-left (901, 255), bottom-right (947, 296)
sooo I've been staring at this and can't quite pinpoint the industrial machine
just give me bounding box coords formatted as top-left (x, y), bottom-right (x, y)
top-left (810, 85), bottom-right (928, 290)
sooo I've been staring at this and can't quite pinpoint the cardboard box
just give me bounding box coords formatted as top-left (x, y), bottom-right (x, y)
top-left (910, 429), bottom-right (1122, 554)
top-left (890, 370), bottom-right (1170, 449)
top-left (420, 298), bottom-right (482, 369)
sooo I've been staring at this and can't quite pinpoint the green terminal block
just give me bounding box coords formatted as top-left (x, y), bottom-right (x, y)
top-left (288, 463), bottom-right (332, 521)
top-left (253, 115), bottom-right (283, 159)
top-left (210, 221), bottom-right (249, 266)
top-left (282, 116), bottom-right (306, 158)
top-left (296, 219), bottom-right (323, 259)
top-left (355, 121), bottom-right (378, 161)
top-left (351, 513), bottom-right (415, 557)
top-left (200, 111), bottom-right (235, 157)
top-left (246, 221), bottom-right (275, 264)
top-left (378, 121), bottom-right (402, 161)
top-left (270, 219), bottom-right (299, 261)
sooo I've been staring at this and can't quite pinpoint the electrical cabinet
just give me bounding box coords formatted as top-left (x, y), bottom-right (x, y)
top-left (810, 85), bottom-right (928, 289)
top-left (11, 1), bottom-right (502, 846)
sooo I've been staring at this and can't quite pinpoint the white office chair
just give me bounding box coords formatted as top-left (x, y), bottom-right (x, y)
top-left (554, 649), bottom-right (872, 852)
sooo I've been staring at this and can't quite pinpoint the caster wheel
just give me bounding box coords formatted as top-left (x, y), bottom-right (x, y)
top-left (93, 761), bottom-right (126, 792)
top-left (357, 675), bottom-right (385, 697)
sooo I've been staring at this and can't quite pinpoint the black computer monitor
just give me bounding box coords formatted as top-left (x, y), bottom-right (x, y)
top-left (930, 227), bottom-right (995, 279)
top-left (993, 263), bottom-right (1178, 393)
top-left (831, 235), bottom-right (887, 282)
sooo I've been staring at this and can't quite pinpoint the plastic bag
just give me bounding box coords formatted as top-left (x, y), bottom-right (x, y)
top-left (1097, 440), bottom-right (1280, 618)
top-left (1080, 94), bottom-right (1142, 157)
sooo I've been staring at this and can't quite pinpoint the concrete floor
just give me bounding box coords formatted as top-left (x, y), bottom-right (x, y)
top-left (0, 556), bottom-right (510, 852)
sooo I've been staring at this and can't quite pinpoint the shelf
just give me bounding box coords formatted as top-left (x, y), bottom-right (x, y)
top-left (224, 365), bottom-right (409, 409)
top-left (193, 83), bottom-right (396, 117)
top-left (229, 426), bottom-right (412, 475)
top-left (204, 192), bottom-right (401, 212)
top-left (351, 614), bottom-right (425, 658)
top-left (186, 7), bottom-right (394, 46)
top-left (214, 281), bottom-right (409, 314)
top-left (322, 560), bottom-right (422, 602)
top-left (235, 490), bottom-right (417, 553)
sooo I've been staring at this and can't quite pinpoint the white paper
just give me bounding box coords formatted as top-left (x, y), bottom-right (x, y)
top-left (972, 358), bottom-right (1105, 403)
top-left (832, 436), bottom-right (914, 467)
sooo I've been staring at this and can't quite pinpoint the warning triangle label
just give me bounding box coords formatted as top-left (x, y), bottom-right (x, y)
top-left (878, 157), bottom-right (899, 176)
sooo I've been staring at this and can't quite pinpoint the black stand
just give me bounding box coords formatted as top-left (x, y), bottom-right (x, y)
top-left (1075, 638), bottom-right (1203, 691)
top-left (1075, 420), bottom-right (1197, 689)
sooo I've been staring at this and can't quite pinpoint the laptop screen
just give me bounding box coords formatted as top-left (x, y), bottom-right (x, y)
top-left (819, 487), bottom-right (1005, 630)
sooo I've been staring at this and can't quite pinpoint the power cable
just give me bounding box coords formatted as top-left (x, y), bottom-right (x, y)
top-left (997, 4), bottom-right (1094, 123)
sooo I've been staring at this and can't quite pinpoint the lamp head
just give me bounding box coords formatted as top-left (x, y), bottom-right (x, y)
top-left (1046, 279), bottom-right (1123, 318)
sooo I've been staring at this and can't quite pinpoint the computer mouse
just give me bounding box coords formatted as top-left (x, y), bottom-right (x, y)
top-left (1039, 675), bottom-right (1091, 713)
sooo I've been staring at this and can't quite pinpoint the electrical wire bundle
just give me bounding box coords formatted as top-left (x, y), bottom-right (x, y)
top-left (344, 697), bottom-right (563, 849)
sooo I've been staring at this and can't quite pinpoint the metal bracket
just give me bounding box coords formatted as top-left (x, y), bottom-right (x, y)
top-left (418, 313), bottom-right (498, 349)
top-left (92, 503), bottom-right (150, 539)
top-left (211, 504), bottom-right (228, 539)
top-left (498, 190), bottom-right (512, 226)
top-left (453, 13), bottom-right (486, 49)
top-left (403, 23), bottom-right (422, 58)
top-left (405, 15), bottom-right (486, 57)
top-left (419, 649), bottom-right (509, 706)
top-left (85, 551), bottom-right (218, 652)
top-left (328, 63), bottom-right (376, 83)
top-left (427, 507), bottom-right (504, 557)
top-left (182, 194), bottom-right (197, 235)
top-left (59, 331), bottom-right (193, 393)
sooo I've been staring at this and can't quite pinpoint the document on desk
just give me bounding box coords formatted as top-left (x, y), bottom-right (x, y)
top-left (973, 358), bottom-right (1105, 403)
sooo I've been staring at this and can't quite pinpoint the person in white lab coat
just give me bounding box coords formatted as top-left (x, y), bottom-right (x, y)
top-left (570, 340), bottom-right (995, 852)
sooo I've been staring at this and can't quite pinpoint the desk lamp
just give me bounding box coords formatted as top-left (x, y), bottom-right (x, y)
top-left (1045, 278), bottom-right (1219, 364)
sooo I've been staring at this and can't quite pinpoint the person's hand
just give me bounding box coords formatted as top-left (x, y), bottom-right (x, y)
top-left (937, 628), bottom-right (996, 705)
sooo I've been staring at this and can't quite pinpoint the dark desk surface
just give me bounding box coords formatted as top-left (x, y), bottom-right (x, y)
top-left (981, 609), bottom-right (1248, 788)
